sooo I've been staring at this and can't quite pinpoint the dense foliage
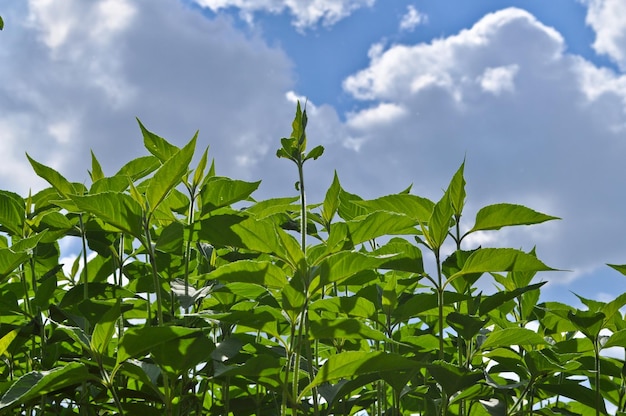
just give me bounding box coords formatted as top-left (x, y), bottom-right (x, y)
top-left (0, 103), bottom-right (625, 415)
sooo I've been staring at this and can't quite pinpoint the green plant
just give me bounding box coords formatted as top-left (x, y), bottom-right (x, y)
top-left (0, 102), bottom-right (622, 415)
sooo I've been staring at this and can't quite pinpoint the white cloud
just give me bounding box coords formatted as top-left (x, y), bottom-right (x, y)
top-left (346, 102), bottom-right (407, 130)
top-left (399, 5), bottom-right (426, 32)
top-left (0, 0), bottom-right (300, 196)
top-left (339, 7), bottom-right (626, 279)
top-left (192, 0), bottom-right (375, 30)
top-left (479, 65), bottom-right (519, 95)
top-left (583, 0), bottom-right (626, 71)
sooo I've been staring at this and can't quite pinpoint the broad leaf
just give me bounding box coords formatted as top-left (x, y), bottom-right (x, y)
top-left (91, 299), bottom-right (121, 355)
top-left (480, 327), bottom-right (548, 350)
top-left (469, 203), bottom-right (559, 233)
top-left (355, 194), bottom-right (434, 222)
top-left (146, 133), bottom-right (196, 214)
top-left (116, 326), bottom-right (200, 365)
top-left (428, 360), bottom-right (483, 397)
top-left (138, 118), bottom-right (179, 162)
top-left (70, 192), bottom-right (144, 239)
top-left (26, 154), bottom-right (76, 198)
top-left (447, 248), bottom-right (555, 284)
top-left (347, 211), bottom-right (417, 245)
top-left (0, 191), bottom-right (24, 236)
top-left (321, 171), bottom-right (341, 226)
top-left (208, 260), bottom-right (288, 289)
top-left (0, 363), bottom-right (93, 409)
top-left (199, 176), bottom-right (260, 214)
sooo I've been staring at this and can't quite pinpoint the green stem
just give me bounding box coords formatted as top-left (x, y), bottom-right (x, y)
top-left (144, 217), bottom-right (164, 327)
top-left (594, 338), bottom-right (601, 416)
top-left (435, 249), bottom-right (445, 360)
top-left (79, 214), bottom-right (89, 300)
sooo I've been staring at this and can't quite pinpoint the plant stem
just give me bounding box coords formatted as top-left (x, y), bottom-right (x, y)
top-left (435, 249), bottom-right (445, 360)
top-left (79, 214), bottom-right (89, 300)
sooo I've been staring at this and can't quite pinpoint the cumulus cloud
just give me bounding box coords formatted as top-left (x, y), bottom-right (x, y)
top-left (0, 0), bottom-right (302, 196)
top-left (192, 0), bottom-right (375, 30)
top-left (399, 5), bottom-right (426, 32)
top-left (583, 0), bottom-right (626, 71)
top-left (340, 7), bottom-right (626, 285)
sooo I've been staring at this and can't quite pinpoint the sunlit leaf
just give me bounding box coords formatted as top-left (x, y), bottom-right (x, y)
top-left (0, 191), bottom-right (24, 236)
top-left (26, 154), bottom-right (76, 198)
top-left (469, 203), bottom-right (559, 233)
top-left (146, 133), bottom-right (196, 214)
top-left (321, 171), bottom-right (341, 226)
top-left (138, 118), bottom-right (179, 162)
top-left (208, 260), bottom-right (288, 289)
top-left (347, 211), bottom-right (417, 245)
top-left (91, 299), bottom-right (121, 355)
top-left (199, 176), bottom-right (260, 214)
top-left (480, 327), bottom-right (548, 350)
top-left (70, 192), bottom-right (144, 239)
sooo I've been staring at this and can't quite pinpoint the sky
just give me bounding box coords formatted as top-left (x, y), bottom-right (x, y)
top-left (2, 0), bottom-right (626, 304)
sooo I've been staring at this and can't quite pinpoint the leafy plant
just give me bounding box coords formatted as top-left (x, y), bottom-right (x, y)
top-left (0, 102), bottom-right (622, 416)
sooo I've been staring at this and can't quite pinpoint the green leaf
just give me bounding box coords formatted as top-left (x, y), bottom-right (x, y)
top-left (0, 329), bottom-right (19, 356)
top-left (608, 263), bottom-right (626, 276)
top-left (567, 310), bottom-right (605, 340)
top-left (447, 161), bottom-right (466, 217)
top-left (309, 296), bottom-right (377, 320)
top-left (469, 203), bottom-right (559, 233)
top-left (538, 382), bottom-right (606, 414)
top-left (347, 211), bottom-right (417, 245)
top-left (138, 118), bottom-right (179, 162)
top-left (315, 251), bottom-right (388, 293)
top-left (116, 326), bottom-right (200, 365)
top-left (321, 171), bottom-right (340, 225)
top-left (146, 133), bottom-right (196, 214)
top-left (192, 146), bottom-right (209, 190)
top-left (480, 327), bottom-right (548, 350)
top-left (0, 363), bottom-right (93, 409)
top-left (355, 194), bottom-right (434, 223)
top-left (208, 260), bottom-right (288, 289)
top-left (301, 351), bottom-right (421, 398)
top-left (0, 248), bottom-right (29, 279)
top-left (372, 238), bottom-right (424, 274)
top-left (91, 299), bottom-right (121, 355)
top-left (0, 191), bottom-right (25, 236)
top-left (479, 282), bottom-right (546, 316)
top-left (446, 312), bottom-right (488, 340)
top-left (304, 145), bottom-right (324, 162)
top-left (604, 329), bottom-right (626, 349)
top-left (382, 274), bottom-right (397, 315)
top-left (199, 177), bottom-right (260, 214)
top-left (447, 248), bottom-right (556, 284)
top-left (70, 192), bottom-right (144, 239)
top-left (428, 360), bottom-right (483, 397)
top-left (0, 16), bottom-right (4, 30)
top-left (89, 150), bottom-right (105, 182)
top-left (26, 154), bottom-right (75, 198)
top-left (425, 191), bottom-right (453, 250)
top-left (151, 333), bottom-right (213, 376)
top-left (309, 318), bottom-right (389, 341)
top-left (114, 155), bottom-right (160, 181)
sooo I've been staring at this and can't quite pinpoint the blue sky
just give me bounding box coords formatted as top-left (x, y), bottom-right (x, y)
top-left (2, 0), bottom-right (626, 304)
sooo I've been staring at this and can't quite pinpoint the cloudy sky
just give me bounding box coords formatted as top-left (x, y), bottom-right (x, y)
top-left (2, 0), bottom-right (626, 303)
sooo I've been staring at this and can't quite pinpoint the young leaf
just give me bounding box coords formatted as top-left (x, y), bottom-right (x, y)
top-left (468, 203), bottom-right (559, 234)
top-left (425, 191), bottom-right (453, 250)
top-left (304, 145), bottom-right (324, 162)
top-left (347, 211), bottom-right (417, 245)
top-left (192, 146), bottom-right (209, 190)
top-left (146, 133), bottom-right (196, 214)
top-left (355, 194), bottom-right (434, 223)
top-left (114, 155), bottom-right (160, 181)
top-left (137, 118), bottom-right (179, 162)
top-left (321, 171), bottom-right (340, 226)
top-left (447, 161), bottom-right (466, 217)
top-left (26, 154), bottom-right (76, 198)
top-left (89, 150), bottom-right (105, 182)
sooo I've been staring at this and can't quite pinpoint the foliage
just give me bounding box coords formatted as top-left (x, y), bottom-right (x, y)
top-left (0, 102), bottom-right (623, 416)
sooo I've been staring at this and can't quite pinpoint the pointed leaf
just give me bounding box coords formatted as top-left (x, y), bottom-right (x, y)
top-left (480, 327), bottom-right (548, 350)
top-left (0, 191), bottom-right (25, 236)
top-left (0, 329), bottom-right (19, 356)
top-left (304, 145), bottom-right (324, 162)
top-left (426, 191), bottom-right (453, 249)
top-left (302, 351), bottom-right (421, 397)
top-left (446, 312), bottom-right (488, 340)
top-left (447, 248), bottom-right (555, 284)
top-left (117, 326), bottom-right (200, 365)
top-left (309, 318), bottom-right (389, 341)
top-left (26, 154), bottom-right (75, 198)
top-left (146, 133), bottom-right (196, 213)
top-left (89, 150), bottom-right (105, 182)
top-left (567, 310), bottom-right (605, 340)
top-left (192, 146), bottom-right (209, 189)
top-left (208, 260), bottom-right (288, 289)
top-left (429, 360), bottom-right (483, 396)
top-left (469, 203), bottom-right (559, 233)
top-left (0, 363), bottom-right (92, 409)
top-left (321, 171), bottom-right (340, 225)
top-left (70, 192), bottom-right (144, 238)
top-left (138, 118), bottom-right (179, 162)
top-left (356, 193), bottom-right (434, 222)
top-left (448, 161), bottom-right (466, 216)
top-left (114, 155), bottom-right (160, 181)
top-left (347, 211), bottom-right (417, 245)
top-left (199, 177), bottom-right (260, 214)
top-left (91, 299), bottom-right (121, 355)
